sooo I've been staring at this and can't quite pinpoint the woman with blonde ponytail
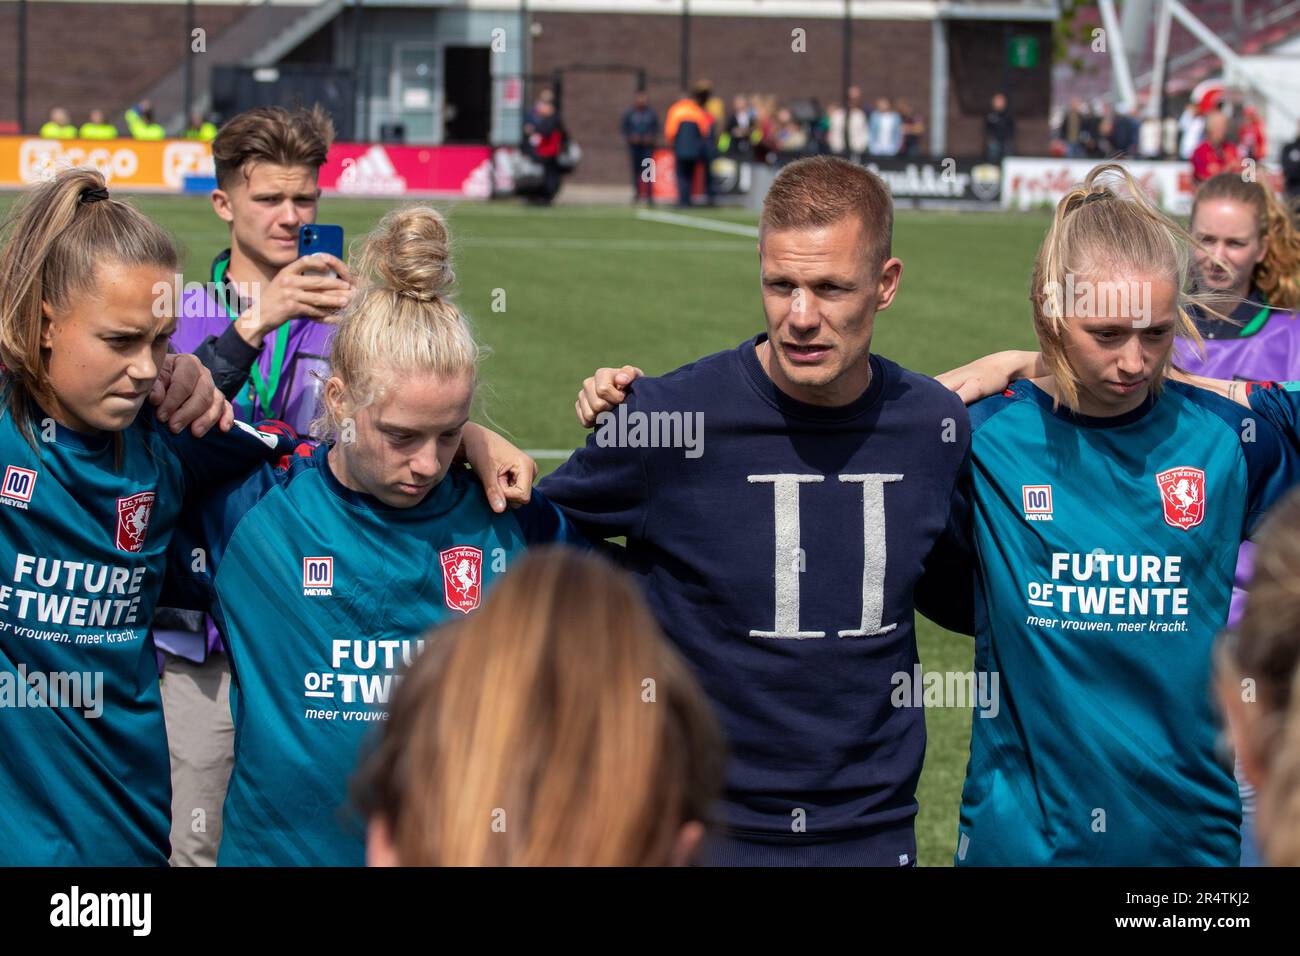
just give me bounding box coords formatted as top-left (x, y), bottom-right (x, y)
top-left (0, 169), bottom-right (298, 865)
top-left (163, 204), bottom-right (586, 867)
top-left (942, 164), bottom-right (1297, 866)
top-left (935, 173), bottom-right (1300, 865)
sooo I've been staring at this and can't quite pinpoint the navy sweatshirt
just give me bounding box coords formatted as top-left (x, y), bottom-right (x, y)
top-left (539, 334), bottom-right (971, 860)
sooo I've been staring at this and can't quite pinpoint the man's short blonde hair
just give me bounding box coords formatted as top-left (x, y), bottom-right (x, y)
top-left (760, 156), bottom-right (893, 270)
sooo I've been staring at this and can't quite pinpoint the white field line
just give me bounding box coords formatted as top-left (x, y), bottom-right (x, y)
top-left (635, 209), bottom-right (761, 237)
top-left (455, 237), bottom-right (750, 250)
top-left (524, 449), bottom-right (575, 460)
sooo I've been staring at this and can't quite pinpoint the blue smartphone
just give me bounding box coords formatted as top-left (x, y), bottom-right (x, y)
top-left (298, 224), bottom-right (344, 277)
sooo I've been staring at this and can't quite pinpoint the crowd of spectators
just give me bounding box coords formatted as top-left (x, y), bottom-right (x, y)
top-left (38, 102), bottom-right (218, 141)
top-left (720, 86), bottom-right (928, 167)
top-left (1051, 94), bottom-right (1270, 168)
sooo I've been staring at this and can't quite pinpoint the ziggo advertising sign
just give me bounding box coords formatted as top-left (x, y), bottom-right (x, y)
top-left (0, 137), bottom-right (214, 190)
top-left (1, 137), bottom-right (494, 197)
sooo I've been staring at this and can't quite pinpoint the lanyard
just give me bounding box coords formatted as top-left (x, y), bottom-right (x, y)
top-left (1238, 303), bottom-right (1271, 338)
top-left (212, 257), bottom-right (287, 418)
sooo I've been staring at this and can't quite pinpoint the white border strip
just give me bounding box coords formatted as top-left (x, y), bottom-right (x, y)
top-left (478, 0), bottom-right (936, 16)
top-left (467, 0), bottom-right (1057, 21)
top-left (3, 0), bottom-right (1056, 21)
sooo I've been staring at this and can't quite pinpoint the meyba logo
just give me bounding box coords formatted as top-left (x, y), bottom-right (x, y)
top-left (303, 556), bottom-right (334, 596)
top-left (1021, 484), bottom-right (1053, 521)
top-left (49, 886), bottom-right (151, 936)
top-left (1, 465), bottom-right (36, 509)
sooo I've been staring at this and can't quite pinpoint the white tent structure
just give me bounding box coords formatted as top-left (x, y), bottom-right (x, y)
top-left (1100, 0), bottom-right (1299, 162)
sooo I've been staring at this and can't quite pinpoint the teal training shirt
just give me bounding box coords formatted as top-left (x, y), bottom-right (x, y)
top-left (1247, 381), bottom-right (1300, 449)
top-left (166, 441), bottom-right (584, 866)
top-left (956, 380), bottom-right (1296, 866)
top-left (0, 406), bottom-right (295, 865)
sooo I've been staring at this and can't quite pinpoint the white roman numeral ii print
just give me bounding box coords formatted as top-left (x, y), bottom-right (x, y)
top-left (746, 472), bottom-right (903, 639)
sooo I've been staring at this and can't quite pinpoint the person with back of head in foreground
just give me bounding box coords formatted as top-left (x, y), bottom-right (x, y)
top-left (357, 547), bottom-right (725, 866)
top-left (1217, 487), bottom-right (1300, 866)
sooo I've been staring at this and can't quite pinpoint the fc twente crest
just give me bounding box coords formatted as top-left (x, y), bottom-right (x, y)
top-left (1155, 467), bottom-right (1205, 531)
top-left (439, 545), bottom-right (483, 614)
top-left (115, 491), bottom-right (156, 552)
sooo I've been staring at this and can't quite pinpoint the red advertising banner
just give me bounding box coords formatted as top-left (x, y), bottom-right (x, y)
top-left (0, 136), bottom-right (495, 198)
top-left (317, 143), bottom-right (494, 197)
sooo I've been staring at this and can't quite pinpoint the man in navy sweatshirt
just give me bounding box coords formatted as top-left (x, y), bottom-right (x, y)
top-left (540, 155), bottom-right (971, 866)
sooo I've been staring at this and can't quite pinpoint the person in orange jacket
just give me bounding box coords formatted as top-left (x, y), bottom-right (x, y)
top-left (666, 82), bottom-right (716, 207)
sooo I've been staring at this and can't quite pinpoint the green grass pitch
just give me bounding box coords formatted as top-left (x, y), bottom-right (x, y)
top-left (3, 191), bottom-right (1054, 865)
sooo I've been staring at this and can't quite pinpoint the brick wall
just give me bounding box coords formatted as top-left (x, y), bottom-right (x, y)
top-left (0, 5), bottom-right (1051, 181)
top-left (531, 11), bottom-right (1050, 184)
top-left (0, 3), bottom-right (249, 131)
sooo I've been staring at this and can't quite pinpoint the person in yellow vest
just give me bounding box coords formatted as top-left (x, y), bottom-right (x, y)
top-left (184, 110), bottom-right (218, 142)
top-left (79, 109), bottom-right (119, 140)
top-left (125, 101), bottom-right (166, 141)
top-left (39, 107), bottom-right (77, 139)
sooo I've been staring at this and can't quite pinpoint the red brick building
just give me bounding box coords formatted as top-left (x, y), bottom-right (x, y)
top-left (1, 0), bottom-right (1057, 184)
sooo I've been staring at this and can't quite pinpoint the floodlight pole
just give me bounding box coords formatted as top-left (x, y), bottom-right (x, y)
top-left (353, 0), bottom-right (366, 141)
top-left (680, 0), bottom-right (691, 91)
top-left (1148, 0), bottom-right (1172, 119)
top-left (930, 15), bottom-right (947, 157)
top-left (1097, 0), bottom-right (1137, 113)
top-left (184, 0), bottom-right (195, 124)
top-left (842, 0), bottom-right (851, 116)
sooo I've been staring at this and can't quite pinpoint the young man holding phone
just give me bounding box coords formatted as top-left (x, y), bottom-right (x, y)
top-left (174, 105), bottom-right (353, 429)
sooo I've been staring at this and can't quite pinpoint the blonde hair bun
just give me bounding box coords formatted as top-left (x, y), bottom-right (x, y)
top-left (358, 206), bottom-right (454, 303)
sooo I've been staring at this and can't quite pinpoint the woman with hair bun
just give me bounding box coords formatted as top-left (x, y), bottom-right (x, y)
top-left (166, 204), bottom-right (585, 866)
